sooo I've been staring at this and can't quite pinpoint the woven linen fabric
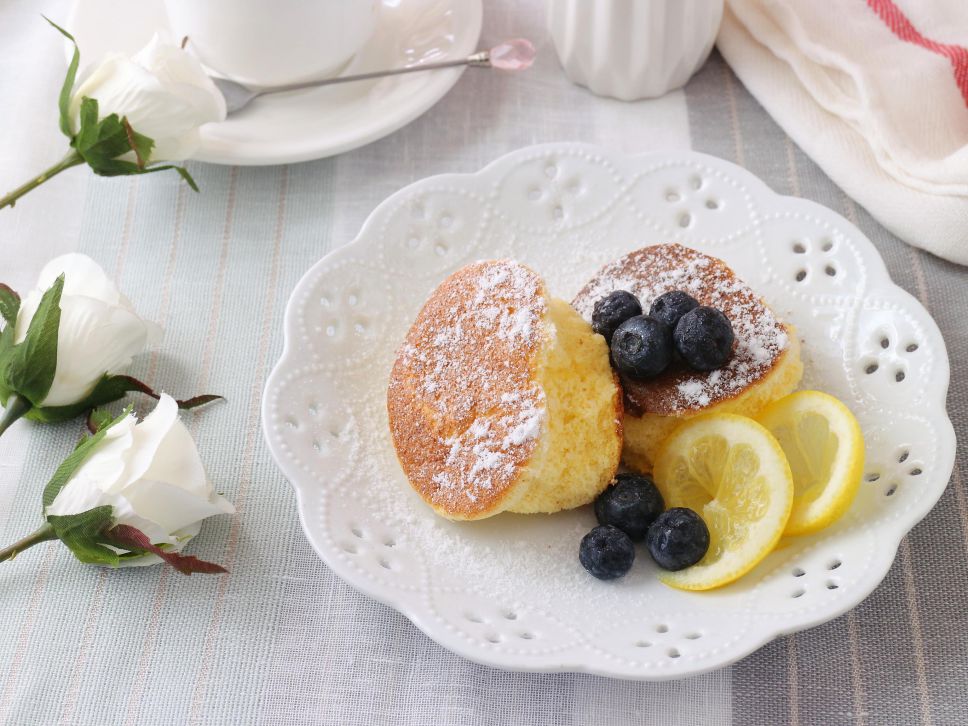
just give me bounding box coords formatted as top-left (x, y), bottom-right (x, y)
top-left (1, 1), bottom-right (966, 724)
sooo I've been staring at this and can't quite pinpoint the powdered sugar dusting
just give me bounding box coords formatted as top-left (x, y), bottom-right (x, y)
top-left (388, 260), bottom-right (550, 515)
top-left (574, 244), bottom-right (790, 415)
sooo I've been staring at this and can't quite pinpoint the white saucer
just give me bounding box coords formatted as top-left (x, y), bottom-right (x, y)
top-left (67, 0), bottom-right (483, 165)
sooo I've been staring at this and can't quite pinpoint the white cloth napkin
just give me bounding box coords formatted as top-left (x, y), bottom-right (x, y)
top-left (718, 0), bottom-right (968, 265)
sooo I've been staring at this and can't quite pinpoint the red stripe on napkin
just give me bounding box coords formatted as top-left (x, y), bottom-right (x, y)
top-left (866, 0), bottom-right (968, 106)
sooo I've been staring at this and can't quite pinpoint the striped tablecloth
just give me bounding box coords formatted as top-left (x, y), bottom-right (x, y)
top-left (1, 1), bottom-right (965, 724)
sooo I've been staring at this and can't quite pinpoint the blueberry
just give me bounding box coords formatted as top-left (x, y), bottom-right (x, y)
top-left (649, 290), bottom-right (699, 330)
top-left (594, 473), bottom-right (665, 541)
top-left (646, 508), bottom-right (710, 571)
top-left (610, 315), bottom-right (673, 379)
top-left (673, 306), bottom-right (735, 371)
top-left (579, 525), bottom-right (636, 580)
top-left (592, 291), bottom-right (642, 344)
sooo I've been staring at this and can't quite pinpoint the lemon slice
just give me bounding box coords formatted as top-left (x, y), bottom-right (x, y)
top-left (652, 414), bottom-right (794, 591)
top-left (757, 390), bottom-right (864, 536)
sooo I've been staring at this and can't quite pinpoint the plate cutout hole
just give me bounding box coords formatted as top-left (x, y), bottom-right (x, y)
top-left (898, 450), bottom-right (910, 463)
top-left (528, 187), bottom-right (541, 201)
top-left (347, 293), bottom-right (359, 307)
top-left (825, 265), bottom-right (837, 277)
top-left (378, 557), bottom-right (392, 570)
top-left (485, 633), bottom-right (502, 644)
top-left (439, 214), bottom-right (453, 229)
top-left (383, 538), bottom-right (396, 548)
top-left (795, 270), bottom-right (807, 282)
top-left (689, 175), bottom-right (703, 190)
top-left (635, 640), bottom-right (652, 648)
top-left (518, 632), bottom-right (534, 640)
top-left (434, 242), bottom-right (449, 256)
top-left (886, 483), bottom-right (898, 497)
top-left (350, 526), bottom-right (364, 539)
top-left (464, 613), bottom-right (483, 624)
top-left (668, 648), bottom-right (681, 659)
top-left (895, 370), bottom-right (905, 382)
top-left (553, 205), bottom-right (564, 221)
top-left (665, 190), bottom-right (680, 203)
top-left (319, 294), bottom-right (331, 307)
top-left (909, 468), bottom-right (922, 476)
top-left (866, 472), bottom-right (881, 482)
top-left (792, 567), bottom-right (806, 577)
top-left (821, 239), bottom-right (833, 252)
top-left (827, 559), bottom-right (842, 570)
top-left (325, 323), bottom-right (337, 337)
top-left (354, 321), bottom-right (367, 334)
top-left (792, 242), bottom-right (806, 254)
top-left (503, 611), bottom-right (517, 621)
top-left (341, 542), bottom-right (357, 554)
top-left (826, 581), bottom-right (839, 590)
top-left (678, 213), bottom-right (692, 228)
top-left (865, 362), bottom-right (879, 375)
top-left (792, 588), bottom-right (805, 598)
top-left (906, 343), bottom-right (919, 353)
top-left (544, 163), bottom-right (558, 179)
top-left (684, 632), bottom-right (702, 640)
top-left (655, 624), bottom-right (668, 633)
top-left (705, 198), bottom-right (720, 210)
top-left (880, 337), bottom-right (890, 349)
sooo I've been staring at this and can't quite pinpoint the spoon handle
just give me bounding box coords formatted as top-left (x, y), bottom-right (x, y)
top-left (265, 51), bottom-right (491, 94)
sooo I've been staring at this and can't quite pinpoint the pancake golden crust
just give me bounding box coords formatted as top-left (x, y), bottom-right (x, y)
top-left (387, 260), bottom-right (549, 519)
top-left (573, 244), bottom-right (792, 417)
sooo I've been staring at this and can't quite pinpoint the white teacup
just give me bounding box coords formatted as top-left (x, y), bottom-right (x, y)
top-left (164, 0), bottom-right (380, 88)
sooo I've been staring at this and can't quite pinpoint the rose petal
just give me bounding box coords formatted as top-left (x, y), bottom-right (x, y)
top-left (37, 295), bottom-right (160, 406)
top-left (122, 394), bottom-right (208, 499)
top-left (35, 254), bottom-right (124, 307)
top-left (121, 478), bottom-right (234, 534)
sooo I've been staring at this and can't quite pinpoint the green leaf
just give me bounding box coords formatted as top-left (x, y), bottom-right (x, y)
top-left (74, 96), bottom-right (100, 152)
top-left (4, 275), bottom-right (62, 406)
top-left (47, 506), bottom-right (118, 566)
top-left (28, 373), bottom-right (140, 423)
top-left (87, 408), bottom-right (115, 433)
top-left (170, 166), bottom-right (199, 192)
top-left (41, 406), bottom-right (129, 509)
top-left (0, 284), bottom-right (20, 327)
top-left (43, 17), bottom-right (80, 139)
top-left (27, 374), bottom-right (224, 424)
top-left (104, 524), bottom-right (228, 575)
top-left (121, 117), bottom-right (154, 168)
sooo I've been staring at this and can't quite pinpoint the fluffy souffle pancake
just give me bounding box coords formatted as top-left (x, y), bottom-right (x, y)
top-left (388, 260), bottom-right (623, 521)
top-left (573, 244), bottom-right (802, 474)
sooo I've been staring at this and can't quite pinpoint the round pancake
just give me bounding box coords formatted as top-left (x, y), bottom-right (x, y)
top-left (573, 244), bottom-right (792, 417)
top-left (388, 260), bottom-right (550, 519)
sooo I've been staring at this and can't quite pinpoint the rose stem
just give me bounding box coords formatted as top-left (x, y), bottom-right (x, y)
top-left (0, 394), bottom-right (30, 438)
top-left (0, 524), bottom-right (56, 563)
top-left (0, 151), bottom-right (84, 210)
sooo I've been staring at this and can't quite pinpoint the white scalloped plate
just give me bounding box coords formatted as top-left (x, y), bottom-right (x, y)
top-left (262, 144), bottom-right (955, 680)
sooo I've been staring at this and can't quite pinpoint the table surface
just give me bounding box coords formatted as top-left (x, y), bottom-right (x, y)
top-left (2, 1), bottom-right (966, 724)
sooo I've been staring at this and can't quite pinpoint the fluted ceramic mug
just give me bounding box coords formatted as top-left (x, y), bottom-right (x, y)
top-left (547, 0), bottom-right (724, 101)
top-left (164, 0), bottom-right (380, 88)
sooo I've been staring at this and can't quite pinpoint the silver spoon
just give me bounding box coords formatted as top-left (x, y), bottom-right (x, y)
top-left (210, 38), bottom-right (536, 115)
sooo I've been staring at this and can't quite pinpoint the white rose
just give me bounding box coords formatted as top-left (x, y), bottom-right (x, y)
top-left (68, 33), bottom-right (227, 162)
top-left (45, 393), bottom-right (234, 566)
top-left (14, 253), bottom-right (162, 407)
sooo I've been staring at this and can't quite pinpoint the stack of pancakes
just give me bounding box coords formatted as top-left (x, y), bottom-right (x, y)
top-left (388, 245), bottom-right (802, 521)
